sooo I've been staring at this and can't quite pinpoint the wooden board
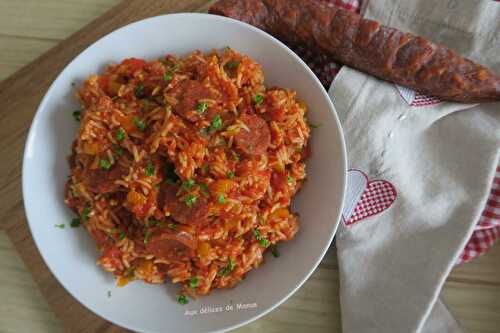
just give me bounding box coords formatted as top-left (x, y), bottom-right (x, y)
top-left (0, 0), bottom-right (499, 332)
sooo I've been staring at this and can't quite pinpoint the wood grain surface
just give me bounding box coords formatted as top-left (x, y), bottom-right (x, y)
top-left (0, 1), bottom-right (499, 332)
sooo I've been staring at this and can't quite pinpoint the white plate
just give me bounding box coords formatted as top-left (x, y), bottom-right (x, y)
top-left (22, 13), bottom-right (346, 333)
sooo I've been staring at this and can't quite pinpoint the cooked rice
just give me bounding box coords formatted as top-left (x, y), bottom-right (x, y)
top-left (64, 49), bottom-right (310, 300)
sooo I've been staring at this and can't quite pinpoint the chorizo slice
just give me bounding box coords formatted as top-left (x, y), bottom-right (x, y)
top-left (234, 113), bottom-right (271, 156)
top-left (169, 80), bottom-right (213, 122)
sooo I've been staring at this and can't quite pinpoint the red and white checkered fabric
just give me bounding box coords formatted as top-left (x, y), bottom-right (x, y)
top-left (346, 178), bottom-right (397, 225)
top-left (293, 0), bottom-right (500, 263)
top-left (457, 167), bottom-right (500, 264)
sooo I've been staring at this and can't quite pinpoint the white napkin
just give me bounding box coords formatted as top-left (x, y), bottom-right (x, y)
top-left (328, 0), bottom-right (500, 331)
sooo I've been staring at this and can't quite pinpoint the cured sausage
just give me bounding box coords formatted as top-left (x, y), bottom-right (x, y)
top-left (83, 163), bottom-right (128, 194)
top-left (146, 230), bottom-right (197, 260)
top-left (234, 113), bottom-right (271, 156)
top-left (210, 0), bottom-right (500, 103)
top-left (169, 79), bottom-right (213, 122)
top-left (159, 184), bottom-right (210, 225)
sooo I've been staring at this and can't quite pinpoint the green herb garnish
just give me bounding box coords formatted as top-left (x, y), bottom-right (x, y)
top-left (254, 94), bottom-right (264, 105)
top-left (144, 230), bottom-right (151, 244)
top-left (183, 179), bottom-right (195, 190)
top-left (218, 194), bottom-right (225, 204)
top-left (72, 110), bottom-right (81, 121)
top-left (54, 224), bottom-right (65, 229)
top-left (70, 218), bottom-right (80, 228)
top-left (119, 232), bottom-right (126, 241)
top-left (147, 219), bottom-right (159, 227)
top-left (253, 229), bottom-right (270, 247)
top-left (218, 259), bottom-right (236, 276)
top-left (134, 83), bottom-right (144, 98)
top-left (99, 159), bottom-right (112, 170)
top-left (163, 72), bottom-right (173, 81)
top-left (270, 244), bottom-right (280, 258)
top-left (185, 194), bottom-right (198, 208)
top-left (209, 115), bottom-right (223, 132)
top-left (226, 60), bottom-right (240, 69)
top-left (227, 171), bottom-right (235, 179)
top-left (115, 128), bottom-right (125, 141)
top-left (114, 146), bottom-right (124, 156)
top-left (287, 176), bottom-right (293, 185)
top-left (145, 162), bottom-right (155, 176)
top-left (308, 122), bottom-right (320, 129)
top-left (168, 223), bottom-right (177, 231)
top-left (189, 277), bottom-right (199, 289)
top-left (133, 116), bottom-right (146, 132)
top-left (82, 207), bottom-right (91, 221)
top-left (196, 102), bottom-right (209, 114)
top-left (171, 63), bottom-right (180, 72)
top-left (177, 295), bottom-right (189, 305)
top-left (199, 183), bottom-right (209, 197)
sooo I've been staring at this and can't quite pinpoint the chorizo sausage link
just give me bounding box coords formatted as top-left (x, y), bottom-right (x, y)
top-left (210, 0), bottom-right (500, 103)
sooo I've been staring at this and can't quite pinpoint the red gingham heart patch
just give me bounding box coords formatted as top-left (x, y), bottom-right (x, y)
top-left (343, 170), bottom-right (398, 226)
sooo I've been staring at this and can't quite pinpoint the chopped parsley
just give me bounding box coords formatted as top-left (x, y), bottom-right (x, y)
top-left (82, 207), bottom-right (91, 221)
top-left (145, 162), bottom-right (155, 176)
top-left (177, 295), bottom-right (189, 305)
top-left (165, 178), bottom-right (176, 185)
top-left (114, 145), bottom-right (124, 157)
top-left (143, 230), bottom-right (151, 244)
top-left (218, 259), bottom-right (236, 276)
top-left (72, 110), bottom-right (81, 121)
top-left (270, 244), bottom-right (280, 258)
top-left (196, 102), bottom-right (209, 114)
top-left (171, 63), bottom-right (180, 72)
top-left (115, 128), bottom-right (125, 141)
top-left (183, 179), bottom-right (195, 190)
top-left (254, 94), bottom-right (264, 105)
top-left (119, 232), bottom-right (126, 241)
top-left (218, 194), bottom-right (225, 204)
top-left (209, 115), bottom-right (223, 132)
top-left (133, 116), bottom-right (146, 132)
top-left (199, 183), bottom-right (209, 197)
top-left (227, 171), bottom-right (235, 179)
top-left (308, 122), bottom-right (320, 129)
top-left (287, 176), bottom-right (294, 185)
top-left (134, 83), bottom-right (144, 98)
top-left (185, 194), bottom-right (198, 208)
top-left (253, 229), bottom-right (270, 247)
top-left (226, 60), bottom-right (240, 69)
top-left (168, 223), bottom-right (177, 231)
top-left (189, 276), bottom-right (199, 289)
top-left (70, 218), bottom-right (80, 228)
top-left (223, 46), bottom-right (231, 53)
top-left (99, 159), bottom-right (112, 170)
top-left (147, 219), bottom-right (159, 227)
top-left (54, 224), bottom-right (65, 229)
top-left (163, 72), bottom-right (173, 81)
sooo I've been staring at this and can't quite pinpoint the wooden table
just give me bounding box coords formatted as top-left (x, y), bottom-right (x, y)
top-left (0, 1), bottom-right (499, 332)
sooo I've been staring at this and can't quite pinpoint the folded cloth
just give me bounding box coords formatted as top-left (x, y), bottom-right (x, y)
top-left (327, 0), bottom-right (500, 331)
